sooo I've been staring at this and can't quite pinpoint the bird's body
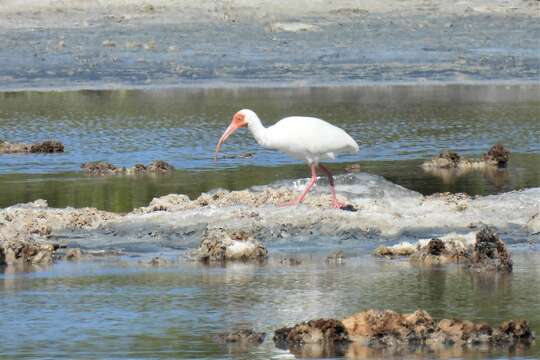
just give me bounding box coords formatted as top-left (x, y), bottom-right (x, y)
top-left (260, 116), bottom-right (358, 164)
top-left (215, 109), bottom-right (359, 208)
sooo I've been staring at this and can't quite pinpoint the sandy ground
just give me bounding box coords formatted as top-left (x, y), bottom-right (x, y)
top-left (0, 0), bottom-right (538, 90)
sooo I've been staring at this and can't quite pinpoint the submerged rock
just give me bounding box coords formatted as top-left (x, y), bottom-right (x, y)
top-left (218, 329), bottom-right (266, 344)
top-left (469, 227), bottom-right (512, 272)
top-left (64, 247), bottom-right (82, 260)
top-left (194, 228), bottom-right (268, 263)
top-left (0, 140), bottom-right (64, 154)
top-left (274, 319), bottom-right (350, 347)
top-left (81, 160), bottom-right (174, 175)
top-left (81, 161), bottom-right (123, 175)
top-left (276, 309), bottom-right (535, 353)
top-left (422, 145), bottom-right (510, 170)
top-left (147, 160), bottom-right (174, 173)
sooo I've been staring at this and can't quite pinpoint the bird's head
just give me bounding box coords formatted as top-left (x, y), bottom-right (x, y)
top-left (214, 109), bottom-right (256, 160)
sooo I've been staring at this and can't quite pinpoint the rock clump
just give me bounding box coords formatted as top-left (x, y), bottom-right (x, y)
top-left (483, 143), bottom-right (510, 167)
top-left (81, 160), bottom-right (174, 175)
top-left (193, 228), bottom-right (268, 263)
top-left (274, 319), bottom-right (350, 347)
top-left (469, 227), bottom-right (512, 272)
top-left (0, 140), bottom-right (64, 153)
top-left (0, 199), bottom-right (118, 265)
top-left (274, 309), bottom-right (535, 353)
top-left (2, 240), bottom-right (58, 264)
top-left (374, 229), bottom-right (511, 272)
top-left (422, 144), bottom-right (510, 170)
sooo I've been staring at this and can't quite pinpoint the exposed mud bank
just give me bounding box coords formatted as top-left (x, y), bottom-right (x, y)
top-left (274, 309), bottom-right (535, 356)
top-left (1, 173), bottom-right (538, 264)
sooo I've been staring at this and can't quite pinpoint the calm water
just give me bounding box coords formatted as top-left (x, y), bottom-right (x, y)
top-left (1, 248), bottom-right (539, 359)
top-left (0, 84), bottom-right (539, 211)
top-left (1, 84), bottom-right (540, 359)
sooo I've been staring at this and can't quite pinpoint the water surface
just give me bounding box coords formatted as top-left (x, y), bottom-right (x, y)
top-left (1, 248), bottom-right (539, 359)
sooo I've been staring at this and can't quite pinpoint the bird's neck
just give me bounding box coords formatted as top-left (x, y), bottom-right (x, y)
top-left (247, 116), bottom-right (270, 147)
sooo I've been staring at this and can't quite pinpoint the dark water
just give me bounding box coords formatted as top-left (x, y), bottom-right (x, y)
top-left (1, 248), bottom-right (539, 359)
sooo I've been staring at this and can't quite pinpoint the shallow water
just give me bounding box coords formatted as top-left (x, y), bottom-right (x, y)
top-left (1, 248), bottom-right (539, 359)
top-left (1, 84), bottom-right (539, 211)
top-left (0, 153), bottom-right (539, 212)
top-left (1, 84), bottom-right (539, 173)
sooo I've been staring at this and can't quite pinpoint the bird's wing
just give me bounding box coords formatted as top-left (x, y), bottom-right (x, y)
top-left (266, 116), bottom-right (359, 156)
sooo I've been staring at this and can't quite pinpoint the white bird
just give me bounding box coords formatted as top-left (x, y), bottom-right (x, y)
top-left (214, 109), bottom-right (359, 208)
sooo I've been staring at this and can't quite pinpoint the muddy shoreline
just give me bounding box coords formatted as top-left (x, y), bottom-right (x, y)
top-left (1, 0), bottom-right (538, 90)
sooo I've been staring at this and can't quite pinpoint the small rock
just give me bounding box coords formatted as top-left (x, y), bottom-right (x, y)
top-left (274, 319), bottom-right (350, 347)
top-left (269, 22), bottom-right (320, 33)
top-left (147, 160), bottom-right (174, 173)
top-left (483, 143), bottom-right (510, 167)
top-left (326, 250), bottom-right (345, 264)
top-left (144, 40), bottom-right (157, 50)
top-left (29, 140), bottom-right (64, 153)
top-left (345, 163), bottom-right (362, 173)
top-left (279, 256), bottom-right (302, 266)
top-left (194, 228), bottom-right (268, 263)
top-left (219, 329), bottom-right (266, 344)
top-left (469, 227), bottom-right (512, 272)
top-left (65, 248), bottom-right (82, 260)
top-left (102, 40), bottom-right (116, 47)
top-left (81, 161), bottom-right (122, 175)
top-left (374, 242), bottom-right (416, 257)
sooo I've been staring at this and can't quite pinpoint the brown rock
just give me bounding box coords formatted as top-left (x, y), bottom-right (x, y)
top-left (342, 309), bottom-right (435, 346)
top-left (483, 143), bottom-right (510, 167)
top-left (494, 320), bottom-right (535, 344)
top-left (147, 160), bottom-right (174, 173)
top-left (274, 319), bottom-right (350, 346)
top-left (410, 238), bottom-right (468, 265)
top-left (433, 319), bottom-right (492, 345)
top-left (65, 248), bottom-right (82, 260)
top-left (469, 228), bottom-right (512, 272)
top-left (81, 161), bottom-right (122, 175)
top-left (219, 329), bottom-right (266, 344)
top-left (29, 140), bottom-right (64, 153)
top-left (195, 228), bottom-right (268, 263)
top-left (3, 240), bottom-right (56, 264)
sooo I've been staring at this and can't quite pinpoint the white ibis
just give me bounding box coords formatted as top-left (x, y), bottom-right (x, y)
top-left (214, 109), bottom-right (359, 208)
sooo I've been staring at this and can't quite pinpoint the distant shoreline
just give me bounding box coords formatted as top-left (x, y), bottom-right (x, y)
top-left (1, 0), bottom-right (538, 91)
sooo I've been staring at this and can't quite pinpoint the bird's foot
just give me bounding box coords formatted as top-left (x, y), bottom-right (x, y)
top-left (331, 200), bottom-right (347, 209)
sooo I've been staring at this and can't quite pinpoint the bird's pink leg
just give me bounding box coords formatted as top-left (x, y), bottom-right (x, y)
top-left (319, 164), bottom-right (346, 209)
top-left (280, 164), bottom-right (318, 206)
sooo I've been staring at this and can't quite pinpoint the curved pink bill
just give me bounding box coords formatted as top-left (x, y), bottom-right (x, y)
top-left (213, 123), bottom-right (239, 161)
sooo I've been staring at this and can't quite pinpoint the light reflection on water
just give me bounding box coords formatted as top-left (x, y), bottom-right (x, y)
top-left (0, 251), bottom-right (539, 359)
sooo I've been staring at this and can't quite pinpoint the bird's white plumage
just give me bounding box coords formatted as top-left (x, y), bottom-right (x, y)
top-left (264, 116), bottom-right (358, 164)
